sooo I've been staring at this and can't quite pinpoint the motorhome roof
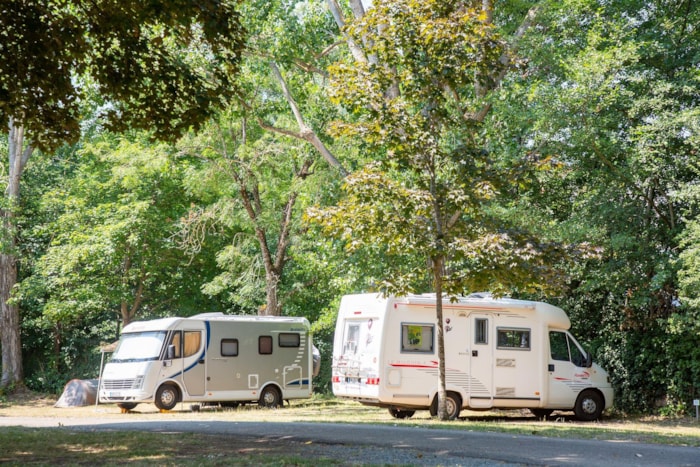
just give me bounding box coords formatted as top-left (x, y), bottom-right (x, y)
top-left (121, 314), bottom-right (309, 334)
top-left (402, 293), bottom-right (537, 309)
top-left (122, 317), bottom-right (181, 333)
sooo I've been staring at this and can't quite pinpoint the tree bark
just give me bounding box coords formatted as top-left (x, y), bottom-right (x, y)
top-left (433, 255), bottom-right (448, 420)
top-left (326, 0), bottom-right (369, 65)
top-left (1, 118), bottom-right (33, 388)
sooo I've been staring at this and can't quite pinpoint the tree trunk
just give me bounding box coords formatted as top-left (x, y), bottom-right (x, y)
top-left (0, 249), bottom-right (22, 388)
top-left (433, 255), bottom-right (448, 420)
top-left (262, 271), bottom-right (281, 316)
top-left (1, 118), bottom-right (32, 388)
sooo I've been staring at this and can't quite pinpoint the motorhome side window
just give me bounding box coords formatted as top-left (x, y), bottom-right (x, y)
top-left (475, 318), bottom-right (488, 345)
top-left (221, 338), bottom-right (239, 357)
top-left (401, 323), bottom-right (434, 353)
top-left (259, 336), bottom-right (273, 355)
top-left (279, 333), bottom-right (300, 348)
top-left (497, 328), bottom-right (530, 350)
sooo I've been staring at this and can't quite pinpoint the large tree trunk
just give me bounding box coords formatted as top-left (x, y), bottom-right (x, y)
top-left (1, 118), bottom-right (32, 388)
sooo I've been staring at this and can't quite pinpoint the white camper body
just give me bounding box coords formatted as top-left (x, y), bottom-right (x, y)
top-left (99, 313), bottom-right (315, 411)
top-left (332, 293), bottom-right (614, 420)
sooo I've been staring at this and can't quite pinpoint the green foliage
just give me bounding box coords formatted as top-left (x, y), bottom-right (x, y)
top-left (313, 0), bottom-right (581, 299)
top-left (16, 133), bottom-right (230, 385)
top-left (0, 0), bottom-right (245, 151)
top-left (492, 0), bottom-right (700, 413)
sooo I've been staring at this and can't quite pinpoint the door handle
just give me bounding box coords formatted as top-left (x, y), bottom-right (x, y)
top-left (472, 350), bottom-right (478, 357)
top-left (548, 364), bottom-right (555, 372)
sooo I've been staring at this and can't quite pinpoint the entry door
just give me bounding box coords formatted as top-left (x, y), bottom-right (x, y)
top-left (469, 314), bottom-right (493, 407)
top-left (181, 330), bottom-right (206, 396)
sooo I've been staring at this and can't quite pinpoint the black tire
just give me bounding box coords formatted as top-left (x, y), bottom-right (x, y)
top-left (530, 408), bottom-right (554, 419)
top-left (117, 402), bottom-right (138, 410)
top-left (429, 392), bottom-right (462, 420)
top-left (154, 384), bottom-right (180, 411)
top-left (574, 390), bottom-right (604, 421)
top-left (258, 385), bottom-right (282, 408)
top-left (445, 392), bottom-right (462, 419)
top-left (220, 401), bottom-right (240, 409)
top-left (388, 407), bottom-right (415, 419)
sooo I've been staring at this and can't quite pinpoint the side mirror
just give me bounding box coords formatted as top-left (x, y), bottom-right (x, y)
top-left (585, 353), bottom-right (593, 368)
top-left (167, 344), bottom-right (176, 360)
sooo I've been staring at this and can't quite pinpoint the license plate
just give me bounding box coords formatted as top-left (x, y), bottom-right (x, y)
top-left (109, 392), bottom-right (122, 397)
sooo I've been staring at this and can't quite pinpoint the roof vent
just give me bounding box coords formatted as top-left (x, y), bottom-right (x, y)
top-left (467, 292), bottom-right (493, 299)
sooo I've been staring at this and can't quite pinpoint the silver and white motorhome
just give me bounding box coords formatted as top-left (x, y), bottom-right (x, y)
top-left (332, 293), bottom-right (614, 421)
top-left (99, 313), bottom-right (318, 411)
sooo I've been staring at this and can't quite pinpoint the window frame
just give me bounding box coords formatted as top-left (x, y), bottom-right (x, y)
top-left (221, 338), bottom-right (239, 357)
top-left (279, 332), bottom-right (301, 348)
top-left (259, 335), bottom-right (273, 355)
top-left (400, 322), bottom-right (435, 354)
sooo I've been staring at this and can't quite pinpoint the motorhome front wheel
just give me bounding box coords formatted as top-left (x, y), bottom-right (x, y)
top-left (155, 384), bottom-right (180, 411)
top-left (574, 390), bottom-right (604, 421)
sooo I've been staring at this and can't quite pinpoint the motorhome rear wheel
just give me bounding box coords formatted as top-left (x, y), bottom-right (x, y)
top-left (388, 407), bottom-right (416, 419)
top-left (430, 392), bottom-right (462, 420)
top-left (259, 385), bottom-right (282, 408)
top-left (529, 408), bottom-right (554, 419)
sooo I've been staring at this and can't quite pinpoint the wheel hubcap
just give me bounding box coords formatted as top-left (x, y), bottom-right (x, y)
top-left (582, 397), bottom-right (597, 414)
top-left (162, 390), bottom-right (175, 406)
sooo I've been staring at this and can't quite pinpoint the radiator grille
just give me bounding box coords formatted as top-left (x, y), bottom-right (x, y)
top-left (102, 378), bottom-right (142, 390)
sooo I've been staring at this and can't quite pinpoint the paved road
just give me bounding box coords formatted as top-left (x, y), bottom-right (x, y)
top-left (1, 417), bottom-right (698, 466)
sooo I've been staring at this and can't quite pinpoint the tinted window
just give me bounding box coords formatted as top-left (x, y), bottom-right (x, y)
top-left (279, 333), bottom-right (300, 348)
top-left (259, 336), bottom-right (273, 355)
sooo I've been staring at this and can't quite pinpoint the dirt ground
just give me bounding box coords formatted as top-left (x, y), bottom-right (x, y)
top-left (2, 386), bottom-right (699, 465)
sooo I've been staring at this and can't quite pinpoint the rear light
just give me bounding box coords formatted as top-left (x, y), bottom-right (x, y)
top-left (332, 376), bottom-right (341, 383)
top-left (365, 377), bottom-right (380, 385)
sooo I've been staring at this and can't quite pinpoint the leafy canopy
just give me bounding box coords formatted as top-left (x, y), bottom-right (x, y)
top-left (310, 0), bottom-right (577, 297)
top-left (0, 0), bottom-right (245, 150)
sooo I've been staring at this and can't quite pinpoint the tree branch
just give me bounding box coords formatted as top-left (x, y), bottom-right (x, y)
top-left (467, 4), bottom-right (543, 123)
top-left (270, 62), bottom-right (349, 176)
top-left (326, 0), bottom-right (369, 64)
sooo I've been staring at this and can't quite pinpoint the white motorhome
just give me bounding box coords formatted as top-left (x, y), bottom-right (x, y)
top-left (332, 293), bottom-right (613, 421)
top-left (99, 313), bottom-right (318, 411)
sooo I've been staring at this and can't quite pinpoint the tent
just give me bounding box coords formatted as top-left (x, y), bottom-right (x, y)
top-left (54, 341), bottom-right (118, 408)
top-left (54, 379), bottom-right (98, 407)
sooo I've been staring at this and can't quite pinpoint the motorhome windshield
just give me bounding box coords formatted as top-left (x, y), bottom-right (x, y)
top-left (111, 331), bottom-right (167, 362)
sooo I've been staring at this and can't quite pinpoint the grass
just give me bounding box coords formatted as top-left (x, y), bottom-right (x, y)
top-left (0, 428), bottom-right (329, 466)
top-left (1, 390), bottom-right (699, 465)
